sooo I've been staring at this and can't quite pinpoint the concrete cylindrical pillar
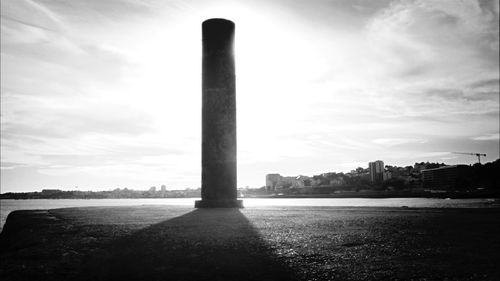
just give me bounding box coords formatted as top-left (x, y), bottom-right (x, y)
top-left (196, 18), bottom-right (242, 208)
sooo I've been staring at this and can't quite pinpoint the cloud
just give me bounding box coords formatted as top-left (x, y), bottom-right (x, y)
top-left (1, 0), bottom-right (137, 98)
top-left (35, 144), bottom-right (183, 166)
top-left (472, 133), bottom-right (500, 141)
top-left (404, 87), bottom-right (499, 115)
top-left (39, 0), bottom-right (171, 21)
top-left (372, 138), bottom-right (427, 147)
top-left (1, 96), bottom-right (154, 141)
top-left (354, 1), bottom-right (499, 129)
top-left (1, 0), bottom-right (65, 32)
top-left (0, 161), bottom-right (28, 170)
top-left (469, 78), bottom-right (499, 89)
top-left (366, 0), bottom-right (499, 79)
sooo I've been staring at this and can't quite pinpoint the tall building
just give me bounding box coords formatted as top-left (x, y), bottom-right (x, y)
top-left (160, 185), bottom-right (166, 192)
top-left (422, 165), bottom-right (471, 190)
top-left (369, 160), bottom-right (385, 183)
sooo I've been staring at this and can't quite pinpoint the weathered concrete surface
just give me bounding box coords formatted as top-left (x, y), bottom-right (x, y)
top-left (1, 206), bottom-right (499, 280)
top-left (198, 18), bottom-right (241, 208)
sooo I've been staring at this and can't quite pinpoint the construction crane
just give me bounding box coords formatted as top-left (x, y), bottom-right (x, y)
top-left (452, 152), bottom-right (487, 164)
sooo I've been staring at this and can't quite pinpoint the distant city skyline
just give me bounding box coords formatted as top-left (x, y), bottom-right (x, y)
top-left (2, 157), bottom-right (498, 192)
top-left (1, 0), bottom-right (499, 192)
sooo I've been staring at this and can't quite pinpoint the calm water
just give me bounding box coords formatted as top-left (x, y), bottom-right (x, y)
top-left (1, 198), bottom-right (498, 231)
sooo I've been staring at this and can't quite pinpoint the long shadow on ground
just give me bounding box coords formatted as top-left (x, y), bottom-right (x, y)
top-left (81, 208), bottom-right (298, 281)
top-left (3, 207), bottom-right (499, 280)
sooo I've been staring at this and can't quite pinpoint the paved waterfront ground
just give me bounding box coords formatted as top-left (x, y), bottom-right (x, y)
top-left (1, 206), bottom-right (499, 280)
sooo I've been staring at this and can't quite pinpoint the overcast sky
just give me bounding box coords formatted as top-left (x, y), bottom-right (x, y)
top-left (1, 0), bottom-right (499, 192)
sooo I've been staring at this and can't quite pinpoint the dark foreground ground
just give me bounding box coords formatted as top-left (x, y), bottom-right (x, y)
top-left (0, 206), bottom-right (499, 281)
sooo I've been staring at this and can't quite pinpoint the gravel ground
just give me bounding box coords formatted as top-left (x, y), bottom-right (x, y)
top-left (1, 206), bottom-right (499, 281)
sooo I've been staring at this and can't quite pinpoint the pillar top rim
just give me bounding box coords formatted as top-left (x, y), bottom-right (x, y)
top-left (203, 18), bottom-right (234, 26)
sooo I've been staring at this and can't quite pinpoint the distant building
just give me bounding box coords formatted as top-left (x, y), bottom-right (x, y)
top-left (160, 185), bottom-right (166, 192)
top-left (329, 177), bottom-right (345, 186)
top-left (422, 165), bottom-right (471, 190)
top-left (265, 174), bottom-right (311, 191)
top-left (369, 160), bottom-right (385, 183)
top-left (266, 174), bottom-right (281, 192)
top-left (297, 176), bottom-right (312, 187)
top-left (149, 186), bottom-right (156, 193)
top-left (279, 176), bottom-right (296, 188)
top-left (383, 171), bottom-right (392, 181)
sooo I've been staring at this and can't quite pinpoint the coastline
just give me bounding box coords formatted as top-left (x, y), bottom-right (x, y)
top-left (2, 189), bottom-right (498, 200)
top-left (250, 190), bottom-right (500, 199)
top-left (1, 205), bottom-right (499, 280)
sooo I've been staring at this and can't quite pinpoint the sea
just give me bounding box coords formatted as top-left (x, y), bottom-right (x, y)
top-left (1, 198), bottom-right (498, 231)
